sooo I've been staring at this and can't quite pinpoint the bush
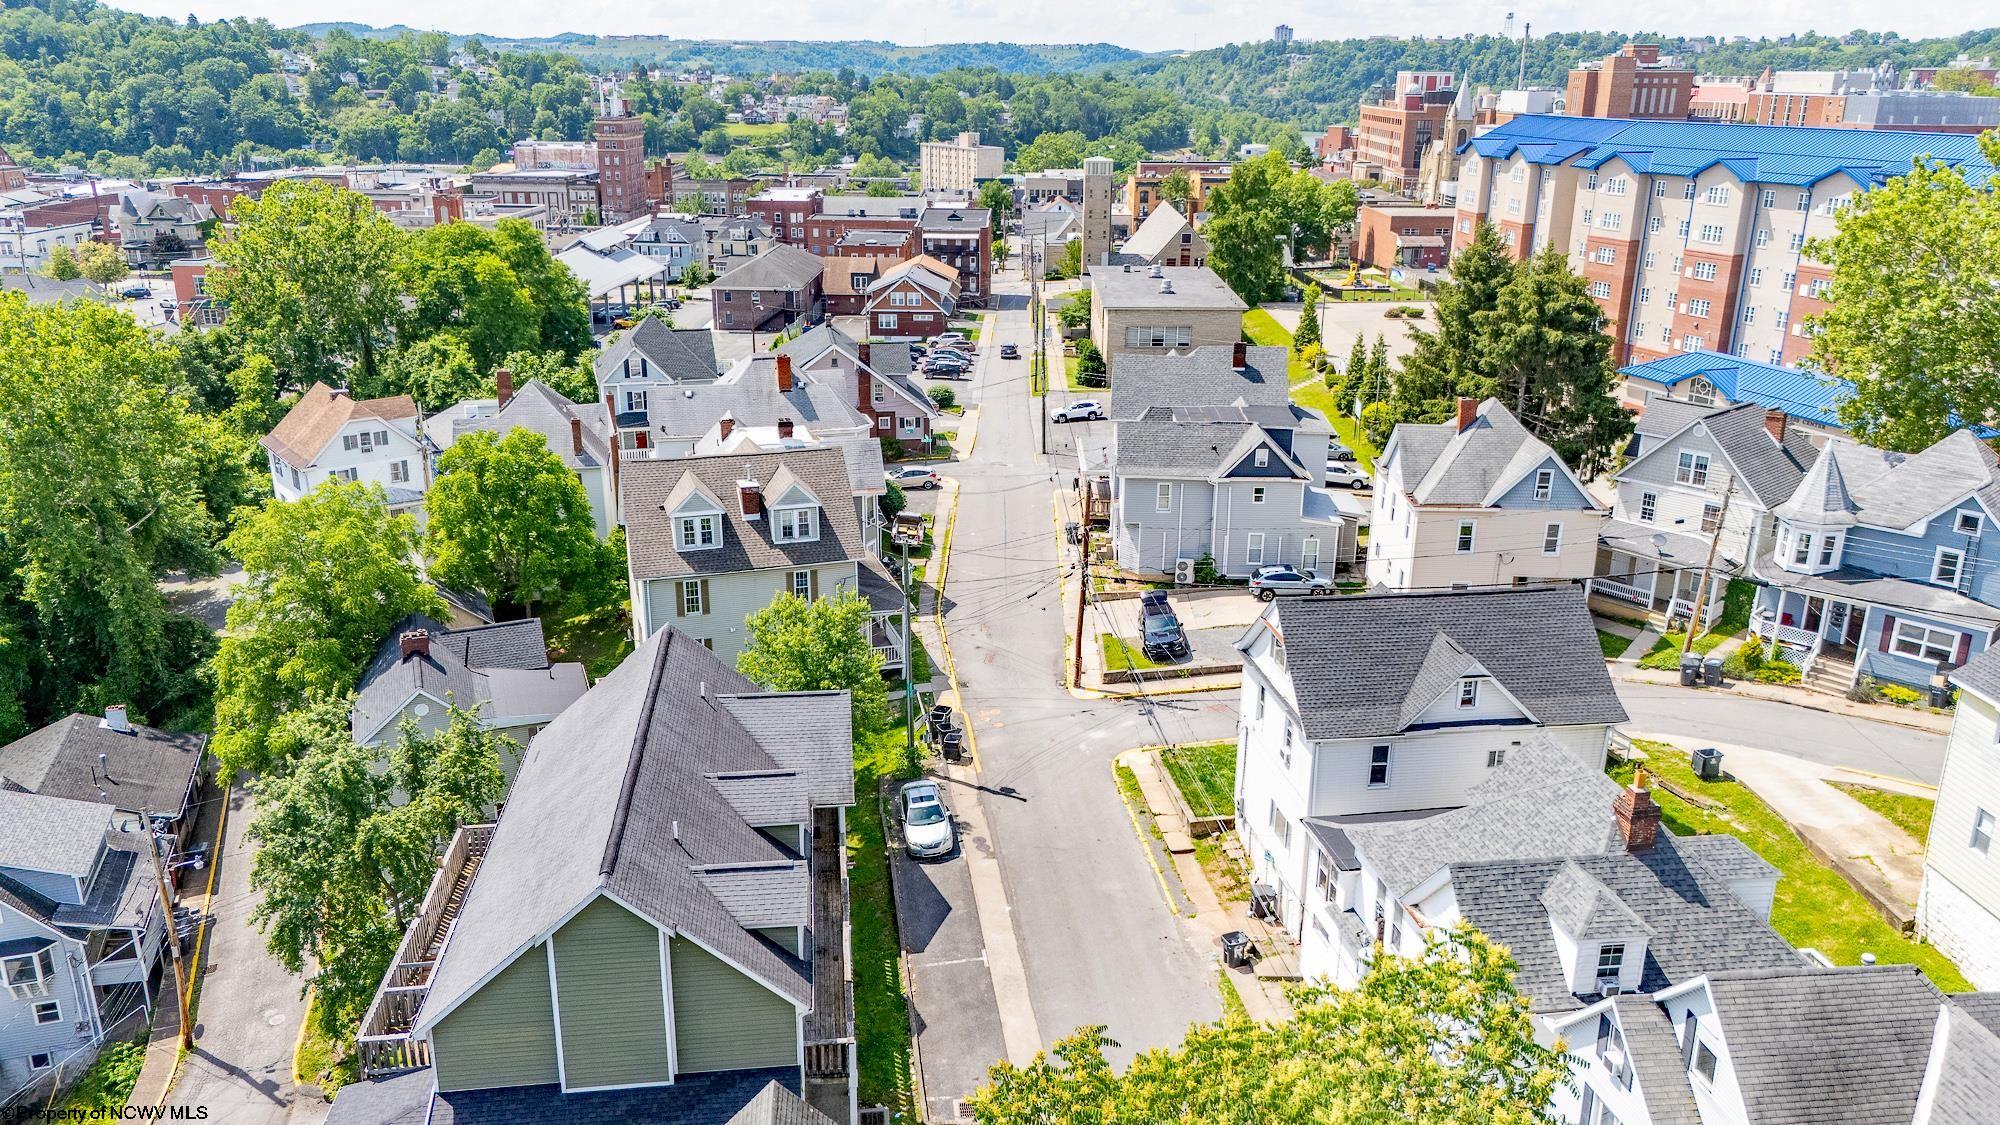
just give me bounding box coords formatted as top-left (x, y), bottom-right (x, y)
top-left (1881, 684), bottom-right (1924, 706)
top-left (1075, 338), bottom-right (1107, 387)
top-left (1725, 643), bottom-right (1801, 685)
top-left (1398, 305), bottom-right (1426, 318)
top-left (879, 481), bottom-right (907, 520)
top-left (927, 385), bottom-right (956, 410)
top-left (1193, 553), bottom-right (1219, 585)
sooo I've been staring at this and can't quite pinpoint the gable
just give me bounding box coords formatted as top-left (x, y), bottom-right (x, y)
top-left (1404, 669), bottom-right (1535, 729)
top-left (771, 483), bottom-right (819, 509)
top-left (431, 940), bottom-right (560, 1092)
top-left (1493, 456), bottom-right (1594, 509)
top-left (1620, 426), bottom-right (1727, 490)
top-left (1224, 440), bottom-right (1301, 479)
top-left (670, 488), bottom-right (725, 518)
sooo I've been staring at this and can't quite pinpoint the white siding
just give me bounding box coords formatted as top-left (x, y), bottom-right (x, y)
top-left (1918, 685), bottom-right (2000, 989)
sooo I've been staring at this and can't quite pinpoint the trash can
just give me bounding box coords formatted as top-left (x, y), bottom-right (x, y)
top-left (1221, 930), bottom-right (1254, 968)
top-left (939, 727), bottom-right (965, 762)
top-left (1680, 652), bottom-right (1702, 686)
top-left (1702, 655), bottom-right (1726, 686)
top-left (1692, 746), bottom-right (1724, 781)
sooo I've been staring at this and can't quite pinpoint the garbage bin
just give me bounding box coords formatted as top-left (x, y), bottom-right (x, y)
top-left (1680, 652), bottom-right (1702, 686)
top-left (1692, 746), bottom-right (1724, 781)
top-left (1221, 930), bottom-right (1254, 968)
top-left (1703, 655), bottom-right (1726, 686)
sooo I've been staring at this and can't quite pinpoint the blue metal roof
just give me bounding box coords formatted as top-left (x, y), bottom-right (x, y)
top-left (1620, 350), bottom-right (1851, 429)
top-left (1464, 115), bottom-right (1996, 187)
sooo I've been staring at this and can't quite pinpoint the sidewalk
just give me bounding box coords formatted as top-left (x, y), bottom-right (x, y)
top-left (1615, 665), bottom-right (1953, 734)
top-left (128, 771), bottom-right (231, 1107)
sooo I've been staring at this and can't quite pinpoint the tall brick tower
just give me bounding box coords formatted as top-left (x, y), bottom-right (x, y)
top-left (595, 113), bottom-right (647, 225)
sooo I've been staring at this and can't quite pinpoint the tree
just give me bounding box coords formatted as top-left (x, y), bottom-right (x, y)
top-left (977, 179), bottom-right (1014, 220)
top-left (43, 243), bottom-right (80, 280)
top-left (212, 482), bottom-right (444, 774)
top-left (1157, 169), bottom-right (1193, 217)
top-left (210, 180), bottom-right (403, 391)
top-left (1203, 153), bottom-right (1358, 304)
top-left (395, 223), bottom-right (540, 374)
top-left (1808, 135), bottom-right (2000, 450)
top-left (1294, 284), bottom-right (1322, 353)
top-left (1480, 245), bottom-right (1633, 478)
top-left (737, 592), bottom-right (887, 737)
top-left (969, 928), bottom-right (1568, 1124)
top-left (1394, 221), bottom-right (1512, 423)
top-left (879, 481), bottom-right (907, 521)
top-left (425, 429), bottom-right (603, 617)
top-left (1015, 130), bottom-right (1087, 172)
top-left (928, 384), bottom-right (957, 410)
top-left (249, 699), bottom-right (507, 1037)
top-left (1075, 338), bottom-right (1107, 387)
top-left (498, 349), bottom-right (597, 405)
top-left (994, 239), bottom-right (1011, 269)
top-left (1056, 289), bottom-right (1092, 330)
top-left (392, 333), bottom-right (487, 412)
top-left (76, 240), bottom-right (130, 288)
top-left (1055, 238), bottom-right (1083, 280)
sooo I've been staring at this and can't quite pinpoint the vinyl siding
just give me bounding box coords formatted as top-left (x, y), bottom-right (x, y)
top-left (1394, 508), bottom-right (1603, 590)
top-left (431, 943), bottom-right (560, 1092)
top-left (1923, 688), bottom-right (2000, 944)
top-left (0, 916), bottom-right (92, 1095)
top-left (639, 563), bottom-right (860, 661)
top-left (668, 936), bottom-right (798, 1074)
top-left (1306, 724), bottom-right (1612, 818)
top-left (552, 897), bottom-right (671, 1089)
top-left (1117, 477), bottom-right (1216, 573)
top-left (1838, 500), bottom-right (1999, 601)
top-left (755, 926), bottom-right (803, 956)
top-left (1491, 457), bottom-right (1594, 509)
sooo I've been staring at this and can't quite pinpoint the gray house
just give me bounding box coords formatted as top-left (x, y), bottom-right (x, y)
top-left (1101, 344), bottom-right (1344, 578)
top-left (426, 376), bottom-right (619, 536)
top-left (334, 626), bottom-right (856, 1125)
top-left (348, 616), bottom-right (587, 764)
top-left (0, 706), bottom-right (206, 842)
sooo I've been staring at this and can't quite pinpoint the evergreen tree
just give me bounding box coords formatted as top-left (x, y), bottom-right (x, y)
top-left (1294, 284), bottom-right (1322, 353)
top-left (1394, 220), bottom-right (1513, 423)
top-left (1480, 245), bottom-right (1633, 478)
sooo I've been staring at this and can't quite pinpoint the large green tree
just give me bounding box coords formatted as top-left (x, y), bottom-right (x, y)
top-left (1394, 220), bottom-right (1513, 423)
top-left (1480, 244), bottom-right (1632, 478)
top-left (396, 223), bottom-right (540, 375)
top-left (969, 929), bottom-right (1569, 1124)
top-left (737, 592), bottom-right (887, 736)
top-left (425, 429), bottom-right (603, 617)
top-left (1202, 152), bottom-right (1357, 304)
top-left (1808, 135), bottom-right (2000, 451)
top-left (212, 482), bottom-right (444, 774)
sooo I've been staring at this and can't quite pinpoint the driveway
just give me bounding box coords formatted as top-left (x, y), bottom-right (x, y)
top-left (1613, 679), bottom-right (1946, 785)
top-left (167, 783), bottom-right (324, 1125)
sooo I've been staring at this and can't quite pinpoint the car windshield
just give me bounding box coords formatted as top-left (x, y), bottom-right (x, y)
top-left (907, 801), bottom-right (946, 826)
top-left (1144, 617), bottom-right (1180, 637)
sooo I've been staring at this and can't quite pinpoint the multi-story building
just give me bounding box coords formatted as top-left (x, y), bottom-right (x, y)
top-left (469, 168), bottom-right (599, 229)
top-left (594, 114), bottom-right (649, 223)
top-left (0, 217), bottom-right (96, 274)
top-left (861, 257), bottom-right (957, 342)
top-left (712, 245), bottom-right (824, 335)
top-left (1564, 44), bottom-right (1696, 120)
top-left (1355, 72), bottom-right (1458, 191)
top-left (1078, 156), bottom-right (1116, 271)
top-left (1020, 168), bottom-right (1083, 206)
top-left (1697, 67), bottom-right (2000, 134)
top-left (111, 189), bottom-right (211, 268)
top-left (1353, 203), bottom-right (1454, 271)
top-left (1089, 264), bottom-right (1247, 375)
top-left (1453, 115), bottom-right (1996, 367)
top-left (802, 213), bottom-right (916, 258)
top-left (746, 186), bottom-right (824, 247)
top-left (428, 375), bottom-right (620, 536)
top-left (260, 383), bottom-right (428, 514)
top-left (915, 206), bottom-right (991, 307)
top-left (1113, 203), bottom-right (1208, 269)
top-left (918, 131), bottom-right (1004, 197)
top-left (1121, 160), bottom-right (1232, 226)
top-left (509, 138), bottom-right (597, 170)
top-left (1615, 349), bottom-right (1849, 439)
top-left (1919, 644), bottom-right (2000, 990)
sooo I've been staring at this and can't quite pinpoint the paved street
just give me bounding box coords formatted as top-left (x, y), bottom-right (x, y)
top-left (1613, 679), bottom-right (1946, 785)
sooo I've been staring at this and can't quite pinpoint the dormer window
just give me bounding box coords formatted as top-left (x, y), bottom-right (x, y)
top-left (1596, 942), bottom-right (1624, 980)
top-left (1533, 468), bottom-right (1553, 501)
top-left (678, 514), bottom-right (719, 550)
top-left (1458, 678), bottom-right (1479, 708)
top-left (1686, 377), bottom-right (1715, 407)
top-left (775, 506), bottom-right (819, 543)
top-left (1957, 511), bottom-right (1984, 536)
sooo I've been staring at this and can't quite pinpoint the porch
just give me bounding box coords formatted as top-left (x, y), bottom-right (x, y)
top-left (1750, 586), bottom-right (1868, 694)
top-left (355, 822), bottom-right (496, 1077)
top-left (802, 805), bottom-right (855, 1122)
top-left (1748, 555), bottom-right (2000, 696)
top-left (1590, 537), bottom-right (1729, 631)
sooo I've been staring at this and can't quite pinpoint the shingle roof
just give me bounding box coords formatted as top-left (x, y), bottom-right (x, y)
top-left (644, 353), bottom-right (874, 440)
top-left (0, 713), bottom-right (205, 818)
top-left (1620, 350), bottom-right (1851, 429)
top-left (413, 629), bottom-right (855, 1036)
top-left (1926, 995), bottom-right (2000, 1125)
top-left (1839, 428), bottom-right (2000, 531)
top-left (1771, 442), bottom-right (1858, 526)
top-left (1951, 644), bottom-right (2000, 704)
top-left (778, 323), bottom-right (935, 418)
top-left (1388, 398), bottom-right (1594, 508)
top-left (350, 616), bottom-right (582, 744)
top-left (1701, 965), bottom-right (1945, 1125)
top-left (1540, 860), bottom-right (1653, 940)
top-left (1609, 997), bottom-right (1703, 1125)
top-left (725, 1079), bottom-right (841, 1125)
top-left (1267, 584), bottom-right (1626, 742)
top-left (261, 382), bottom-right (419, 469)
top-left (620, 447), bottom-right (864, 580)
top-left (1626, 401), bottom-right (1818, 509)
top-left (0, 788), bottom-right (114, 878)
top-left (1632, 394), bottom-right (1723, 441)
top-left (714, 243), bottom-right (824, 292)
top-left (1108, 345), bottom-right (1290, 419)
top-left (430, 381), bottom-right (611, 471)
top-left (593, 318), bottom-right (724, 390)
top-left (1119, 202), bottom-right (1193, 262)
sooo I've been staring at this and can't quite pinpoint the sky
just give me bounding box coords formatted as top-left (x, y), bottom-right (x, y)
top-left (114, 0), bottom-right (1985, 54)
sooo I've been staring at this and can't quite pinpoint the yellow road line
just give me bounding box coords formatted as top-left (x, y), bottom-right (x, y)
top-left (158, 785), bottom-right (228, 1105)
top-left (1111, 759), bottom-right (1182, 917)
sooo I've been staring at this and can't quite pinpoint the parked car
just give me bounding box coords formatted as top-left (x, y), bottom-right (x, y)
top-left (120, 283), bottom-right (151, 299)
top-left (888, 466), bottom-right (941, 490)
top-left (1139, 592), bottom-right (1190, 661)
top-left (923, 358), bottom-right (971, 379)
top-left (1328, 442), bottom-right (1357, 463)
top-left (999, 343), bottom-right (1020, 359)
top-left (1325, 461), bottom-right (1372, 490)
top-left (1050, 400), bottom-right (1104, 423)
top-left (929, 332), bottom-right (969, 348)
top-left (899, 780), bottom-right (956, 860)
top-left (1249, 565), bottom-right (1336, 600)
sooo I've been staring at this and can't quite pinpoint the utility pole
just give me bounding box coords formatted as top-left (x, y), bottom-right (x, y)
top-left (143, 808), bottom-right (192, 1049)
top-left (1072, 555), bottom-right (1088, 686)
top-left (1681, 482), bottom-right (1732, 656)
top-left (901, 536), bottom-right (916, 758)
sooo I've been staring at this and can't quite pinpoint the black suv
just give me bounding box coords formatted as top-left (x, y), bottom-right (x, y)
top-left (1139, 591), bottom-right (1190, 661)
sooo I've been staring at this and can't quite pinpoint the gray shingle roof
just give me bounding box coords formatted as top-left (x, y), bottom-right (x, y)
top-left (1108, 345), bottom-right (1290, 419)
top-left (593, 318), bottom-right (724, 391)
top-left (1771, 442), bottom-right (1857, 526)
top-left (725, 1080), bottom-right (841, 1125)
top-left (349, 617), bottom-right (582, 743)
top-left (414, 628), bottom-right (855, 1037)
top-left (431, 381), bottom-right (611, 471)
top-left (1702, 965), bottom-right (1944, 1125)
top-left (1632, 394), bottom-right (1722, 441)
top-left (1269, 584), bottom-right (1626, 742)
top-left (1540, 859), bottom-right (1653, 940)
top-left (620, 447), bottom-right (864, 580)
top-left (1111, 415), bottom-right (1313, 480)
top-left (644, 355), bottom-right (873, 441)
top-left (1610, 996), bottom-right (1703, 1125)
top-left (1927, 995), bottom-right (2000, 1125)
top-left (778, 322), bottom-right (934, 417)
top-left (1839, 428), bottom-right (2000, 531)
top-left (1631, 402), bottom-right (1819, 509)
top-left (326, 1068), bottom-right (809, 1125)
top-left (0, 713), bottom-right (206, 819)
top-left (1388, 398), bottom-right (1593, 508)
top-left (1948, 644), bottom-right (2000, 704)
top-left (0, 788), bottom-right (115, 878)
top-left (713, 243), bottom-right (824, 292)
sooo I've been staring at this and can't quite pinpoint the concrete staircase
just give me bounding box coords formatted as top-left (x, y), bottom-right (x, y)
top-left (1804, 649), bottom-right (1858, 696)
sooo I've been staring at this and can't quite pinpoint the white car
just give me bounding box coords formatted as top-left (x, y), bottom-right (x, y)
top-left (899, 780), bottom-right (956, 860)
top-left (1249, 565), bottom-right (1337, 600)
top-left (1051, 400), bottom-right (1104, 423)
top-left (1325, 460), bottom-right (1372, 490)
top-left (888, 466), bottom-right (941, 490)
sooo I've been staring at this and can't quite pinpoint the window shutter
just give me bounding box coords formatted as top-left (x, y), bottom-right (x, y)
top-left (699, 579), bottom-right (710, 616)
top-left (808, 570), bottom-right (820, 600)
top-left (1879, 615), bottom-right (1894, 653)
top-left (674, 582), bottom-right (686, 617)
top-left (1956, 633), bottom-right (1971, 667)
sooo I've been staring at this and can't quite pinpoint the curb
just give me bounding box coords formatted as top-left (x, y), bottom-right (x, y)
top-left (1110, 756), bottom-right (1182, 917)
top-left (157, 782), bottom-right (229, 1107)
top-left (929, 476), bottom-right (977, 771)
top-left (1614, 668), bottom-right (1953, 735)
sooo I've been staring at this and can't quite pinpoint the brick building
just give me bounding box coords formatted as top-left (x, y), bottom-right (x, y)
top-left (1354, 203), bottom-right (1454, 272)
top-left (1122, 160), bottom-right (1232, 225)
top-left (1564, 44), bottom-right (1695, 120)
top-left (745, 186), bottom-right (824, 246)
top-left (916, 206), bottom-right (991, 308)
top-left (1355, 72), bottom-right (1459, 191)
top-left (594, 115), bottom-right (649, 223)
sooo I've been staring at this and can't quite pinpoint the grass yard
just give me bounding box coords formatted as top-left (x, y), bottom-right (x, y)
top-left (1598, 630), bottom-right (1635, 659)
top-left (1249, 309), bottom-right (1382, 472)
top-left (1101, 632), bottom-right (1163, 672)
top-left (1637, 630), bottom-right (1728, 670)
top-left (1064, 354), bottom-right (1101, 392)
top-left (295, 993), bottom-right (361, 1094)
top-left (1830, 782), bottom-right (1936, 843)
top-left (1615, 743), bottom-right (1970, 991)
top-left (55, 1039), bottom-right (145, 1116)
top-left (851, 731), bottom-right (919, 1115)
top-left (723, 121), bottom-right (788, 140)
top-left (1241, 308), bottom-right (1291, 348)
top-left (1160, 740), bottom-right (1237, 819)
top-left (546, 611), bottom-right (635, 680)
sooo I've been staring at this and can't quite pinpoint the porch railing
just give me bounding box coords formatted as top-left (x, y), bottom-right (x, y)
top-left (355, 822), bottom-right (495, 1077)
top-left (1667, 595), bottom-right (1723, 630)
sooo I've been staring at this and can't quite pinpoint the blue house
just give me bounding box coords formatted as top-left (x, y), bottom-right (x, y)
top-left (1752, 430), bottom-right (2000, 696)
top-left (1618, 350), bottom-right (1851, 437)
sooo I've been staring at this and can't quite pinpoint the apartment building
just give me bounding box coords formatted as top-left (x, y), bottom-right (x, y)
top-left (918, 131), bottom-right (1004, 196)
top-left (1355, 72), bottom-right (1459, 191)
top-left (468, 168), bottom-right (599, 228)
top-left (1089, 264), bottom-right (1247, 375)
top-left (1122, 160), bottom-right (1232, 225)
top-left (1353, 203), bottom-right (1454, 271)
top-left (1564, 44), bottom-right (1695, 120)
top-left (594, 114), bottom-right (650, 223)
top-left (747, 186), bottom-right (825, 247)
top-left (1453, 115), bottom-right (1997, 367)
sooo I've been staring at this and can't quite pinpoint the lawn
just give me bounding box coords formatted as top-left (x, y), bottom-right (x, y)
top-left (1635, 580), bottom-right (1755, 670)
top-left (723, 121), bottom-right (788, 140)
top-left (1615, 742), bottom-right (1970, 991)
top-left (1246, 309), bottom-right (1382, 472)
top-left (1064, 354), bottom-right (1100, 392)
top-left (1101, 632), bottom-right (1163, 671)
top-left (295, 993), bottom-right (360, 1094)
top-left (1830, 782), bottom-right (1936, 843)
top-left (1160, 740), bottom-right (1237, 819)
top-left (850, 731), bottom-right (919, 1115)
top-left (1597, 630), bottom-right (1635, 659)
top-left (546, 610), bottom-right (635, 680)
top-left (54, 1039), bottom-right (144, 1116)
top-left (1241, 307), bottom-right (1291, 348)
top-left (1636, 631), bottom-right (1727, 670)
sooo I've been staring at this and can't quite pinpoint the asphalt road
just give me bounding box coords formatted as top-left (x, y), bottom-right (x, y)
top-left (1614, 679), bottom-right (1947, 785)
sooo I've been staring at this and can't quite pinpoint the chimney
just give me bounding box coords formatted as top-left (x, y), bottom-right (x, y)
top-left (495, 367), bottom-right (514, 408)
top-left (1613, 770), bottom-right (1664, 853)
top-left (102, 704), bottom-right (131, 733)
top-left (570, 417), bottom-right (584, 456)
top-left (718, 412), bottom-right (735, 442)
top-left (1231, 341), bottom-right (1247, 370)
top-left (399, 630), bottom-right (432, 661)
top-left (778, 417), bottom-right (794, 439)
top-left (739, 478), bottom-right (764, 520)
top-left (1763, 407), bottom-right (1787, 444)
top-left (1456, 396), bottom-right (1480, 433)
top-left (857, 341), bottom-right (871, 368)
top-left (776, 354), bottom-right (793, 392)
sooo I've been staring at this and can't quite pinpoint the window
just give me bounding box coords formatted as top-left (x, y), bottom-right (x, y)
top-left (1691, 1040), bottom-right (1719, 1085)
top-left (1761, 189), bottom-right (1776, 208)
top-left (678, 578), bottom-right (708, 618)
top-left (1543, 522), bottom-right (1563, 555)
top-left (1586, 174), bottom-right (1599, 190)
top-left (1788, 232), bottom-right (1806, 252)
top-left (1743, 305), bottom-right (1758, 324)
top-left (1250, 486), bottom-right (1267, 505)
top-left (1648, 216), bottom-right (1663, 234)
top-left (1687, 377), bottom-right (1716, 406)
top-left (1791, 531), bottom-right (1814, 566)
top-left (1458, 678), bottom-right (1479, 708)
top-left (1697, 224), bottom-right (1725, 244)
top-left (623, 389), bottom-right (649, 412)
top-left (1124, 325), bottom-right (1192, 348)
top-left (1245, 532), bottom-right (1266, 566)
top-left (1581, 208), bottom-right (1594, 227)
top-left (1701, 503), bottom-right (1722, 534)
top-left (32, 1000), bottom-right (59, 1025)
top-left (2, 946), bottom-right (54, 988)
top-left (1639, 492), bottom-right (1658, 522)
top-left (1278, 720), bottom-right (1293, 767)
top-left (678, 514), bottom-right (718, 549)
top-left (1597, 943), bottom-right (1625, 979)
top-left (791, 569), bottom-right (814, 599)
top-left (1755, 227), bottom-right (1771, 248)
top-left (1589, 281), bottom-right (1612, 299)
top-left (1456, 521), bottom-right (1475, 553)
top-left (1368, 745), bottom-right (1391, 786)
top-left (1818, 535), bottom-right (1838, 567)
top-left (1748, 267), bottom-right (1764, 286)
top-left (1592, 246), bottom-right (1615, 264)
top-left (1957, 511), bottom-right (1984, 535)
top-left (1155, 483), bottom-right (1172, 512)
top-left (1268, 802), bottom-right (1292, 848)
top-left (1605, 177), bottom-right (1628, 196)
top-left (1253, 447), bottom-right (1269, 468)
top-left (1677, 219), bottom-right (1691, 238)
top-left (1644, 251), bottom-right (1657, 269)
top-left (1675, 451), bottom-right (1710, 486)
top-left (1653, 180), bottom-right (1668, 198)
top-left (333, 467), bottom-right (358, 483)
top-left (389, 461), bottom-right (410, 483)
top-left (1510, 164), bottom-right (1526, 183)
top-left (1487, 748), bottom-right (1507, 768)
top-left (1692, 261), bottom-right (1719, 281)
top-left (775, 506), bottom-right (819, 543)
top-left (877, 313), bottom-right (897, 329)
top-left (1796, 191), bottom-right (1811, 210)
top-left (1808, 278), bottom-right (1832, 300)
top-left (1256, 685), bottom-right (1266, 720)
top-left (1934, 547), bottom-right (1965, 587)
top-left (1599, 212), bottom-right (1622, 231)
top-left (29, 1053), bottom-right (52, 1072)
top-left (1973, 808), bottom-right (1995, 854)
top-left (1638, 287), bottom-right (1651, 305)
top-left (1892, 620), bottom-right (1960, 663)
top-left (1533, 468), bottom-right (1554, 501)
top-left (1688, 298), bottom-right (1712, 318)
top-left (1782, 270), bottom-right (1797, 291)
top-left (1704, 185), bottom-right (1730, 205)
top-left (1682, 180), bottom-right (1697, 200)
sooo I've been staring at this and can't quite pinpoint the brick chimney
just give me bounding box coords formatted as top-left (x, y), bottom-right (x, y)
top-left (1456, 396), bottom-right (1480, 433)
top-left (1613, 769), bottom-right (1663, 853)
top-left (718, 412), bottom-right (735, 442)
top-left (739, 478), bottom-right (764, 520)
top-left (857, 341), bottom-right (871, 368)
top-left (1232, 341), bottom-right (1246, 370)
top-left (778, 417), bottom-right (794, 439)
top-left (776, 354), bottom-right (793, 393)
top-left (495, 368), bottom-right (514, 408)
top-left (1763, 407), bottom-right (1787, 444)
top-left (570, 417), bottom-right (584, 456)
top-left (399, 630), bottom-right (432, 661)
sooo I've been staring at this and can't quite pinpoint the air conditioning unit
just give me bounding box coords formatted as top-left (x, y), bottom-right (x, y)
top-left (1598, 978), bottom-right (1622, 998)
top-left (1173, 558), bottom-right (1196, 585)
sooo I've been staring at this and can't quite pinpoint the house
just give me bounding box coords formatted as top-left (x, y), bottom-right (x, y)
top-left (1089, 264), bottom-right (1247, 376)
top-left (0, 706), bottom-right (206, 843)
top-left (168, 257), bottom-right (224, 327)
top-left (1368, 398), bottom-right (1606, 591)
top-left (915, 206), bottom-right (991, 308)
top-left (630, 213), bottom-right (708, 280)
top-left (1102, 344), bottom-right (1345, 577)
top-left (110, 189), bottom-right (211, 268)
top-left (817, 255), bottom-right (884, 317)
top-left (332, 627), bottom-right (857, 1125)
top-left (1232, 583), bottom-right (1628, 956)
top-left (1593, 401), bottom-right (1814, 627)
top-left (427, 376), bottom-right (617, 536)
top-left (1114, 203), bottom-right (1208, 269)
top-left (1918, 646), bottom-right (2000, 990)
top-left (702, 214), bottom-right (778, 275)
top-left (862, 257), bottom-right (958, 342)
top-left (1019, 199), bottom-right (1080, 246)
top-left (347, 616), bottom-right (587, 771)
top-left (0, 791), bottom-right (168, 1102)
top-left (260, 383), bottom-right (428, 514)
top-left (1618, 349), bottom-right (1850, 438)
top-left (713, 245), bottom-right (824, 334)
top-left (0, 218), bottom-right (96, 275)
top-left (779, 325), bottom-right (941, 453)
top-left (621, 447), bottom-right (905, 673)
top-left (1749, 428), bottom-right (2000, 695)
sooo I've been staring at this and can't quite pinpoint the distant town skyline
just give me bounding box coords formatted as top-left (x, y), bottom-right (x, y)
top-left (113, 0), bottom-right (1986, 58)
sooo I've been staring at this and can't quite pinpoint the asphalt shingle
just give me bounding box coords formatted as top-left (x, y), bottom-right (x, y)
top-left (620, 447), bottom-right (864, 580)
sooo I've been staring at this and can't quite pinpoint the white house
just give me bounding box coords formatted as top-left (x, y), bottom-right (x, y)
top-left (1369, 397), bottom-right (1605, 591)
top-left (1918, 645), bottom-right (2000, 990)
top-left (426, 375), bottom-right (618, 537)
top-left (261, 383), bottom-right (428, 514)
